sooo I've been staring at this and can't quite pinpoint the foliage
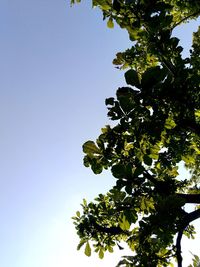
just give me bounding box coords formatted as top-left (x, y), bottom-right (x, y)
top-left (188, 254), bottom-right (200, 267)
top-left (70, 1), bottom-right (200, 266)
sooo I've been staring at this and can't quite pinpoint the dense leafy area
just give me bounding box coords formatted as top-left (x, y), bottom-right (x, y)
top-left (70, 1), bottom-right (200, 266)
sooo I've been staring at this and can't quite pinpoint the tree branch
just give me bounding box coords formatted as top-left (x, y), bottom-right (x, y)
top-left (176, 230), bottom-right (183, 267)
top-left (143, 171), bottom-right (157, 184)
top-left (176, 209), bottom-right (200, 267)
top-left (177, 193), bottom-right (200, 204)
top-left (143, 171), bottom-right (174, 195)
top-left (91, 220), bottom-right (127, 235)
top-left (184, 209), bottom-right (200, 225)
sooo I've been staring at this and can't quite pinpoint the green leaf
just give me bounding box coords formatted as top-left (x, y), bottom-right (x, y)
top-left (124, 210), bottom-right (137, 224)
top-left (195, 109), bottom-right (200, 118)
top-left (150, 144), bottom-right (160, 160)
top-left (107, 18), bottom-right (114, 28)
top-left (84, 241), bottom-right (91, 257)
top-left (70, 0), bottom-right (81, 5)
top-left (83, 141), bottom-right (100, 154)
top-left (93, 0), bottom-right (111, 10)
top-left (83, 198), bottom-right (87, 206)
top-left (140, 197), bottom-right (155, 212)
top-left (125, 69), bottom-right (140, 88)
top-left (111, 164), bottom-right (125, 178)
top-left (83, 156), bottom-right (90, 167)
top-left (134, 166), bottom-right (145, 177)
top-left (98, 248), bottom-right (104, 259)
top-left (108, 246), bottom-right (114, 253)
top-left (116, 87), bottom-right (136, 113)
top-left (119, 215), bottom-right (130, 231)
top-left (141, 66), bottom-right (165, 88)
top-left (125, 183), bottom-right (132, 194)
top-left (143, 155), bottom-right (152, 166)
top-left (182, 155), bottom-right (195, 165)
top-left (165, 116), bottom-right (176, 129)
top-left (105, 97), bottom-right (114, 106)
top-left (91, 160), bottom-right (103, 174)
top-left (76, 211), bottom-right (81, 217)
top-left (77, 239), bottom-right (86, 250)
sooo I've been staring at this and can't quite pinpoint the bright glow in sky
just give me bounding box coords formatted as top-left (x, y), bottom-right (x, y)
top-left (0, 1), bottom-right (199, 267)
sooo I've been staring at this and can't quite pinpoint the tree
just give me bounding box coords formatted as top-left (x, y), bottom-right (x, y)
top-left (70, 1), bottom-right (200, 266)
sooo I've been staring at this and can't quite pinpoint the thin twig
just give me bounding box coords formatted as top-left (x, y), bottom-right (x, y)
top-left (172, 10), bottom-right (200, 30)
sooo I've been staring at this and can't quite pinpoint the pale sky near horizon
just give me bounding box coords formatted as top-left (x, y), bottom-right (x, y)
top-left (0, 1), bottom-right (199, 267)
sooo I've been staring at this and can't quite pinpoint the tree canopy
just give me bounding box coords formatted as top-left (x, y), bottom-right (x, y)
top-left (70, 1), bottom-right (200, 266)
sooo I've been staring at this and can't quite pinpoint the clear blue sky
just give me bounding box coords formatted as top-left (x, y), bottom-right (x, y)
top-left (0, 1), bottom-right (199, 267)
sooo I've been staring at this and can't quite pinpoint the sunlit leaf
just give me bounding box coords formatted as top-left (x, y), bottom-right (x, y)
top-left (119, 215), bottom-right (130, 231)
top-left (84, 241), bottom-right (91, 257)
top-left (165, 117), bottom-right (176, 130)
top-left (77, 239), bottom-right (86, 250)
top-left (83, 141), bottom-right (100, 154)
top-left (98, 248), bottom-right (104, 259)
top-left (107, 17), bottom-right (114, 28)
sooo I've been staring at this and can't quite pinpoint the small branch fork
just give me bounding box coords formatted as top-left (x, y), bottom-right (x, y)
top-left (143, 171), bottom-right (200, 267)
top-left (176, 209), bottom-right (200, 267)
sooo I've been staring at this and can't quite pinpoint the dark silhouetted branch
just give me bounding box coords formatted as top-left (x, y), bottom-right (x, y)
top-left (184, 209), bottom-right (200, 225)
top-left (177, 193), bottom-right (200, 204)
top-left (91, 220), bottom-right (127, 235)
top-left (176, 230), bottom-right (183, 267)
top-left (176, 209), bottom-right (200, 267)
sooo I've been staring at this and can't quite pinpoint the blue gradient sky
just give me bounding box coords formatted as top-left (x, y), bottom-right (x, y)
top-left (0, 1), bottom-right (199, 266)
